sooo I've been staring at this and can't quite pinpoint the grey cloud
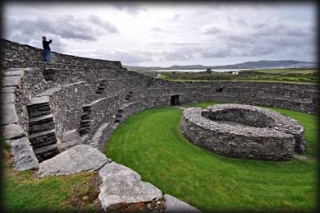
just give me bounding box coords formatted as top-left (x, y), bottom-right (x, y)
top-left (88, 15), bottom-right (119, 34)
top-left (227, 16), bottom-right (248, 26)
top-left (5, 14), bottom-right (121, 43)
top-left (6, 16), bottom-right (97, 42)
top-left (103, 51), bottom-right (152, 64)
top-left (163, 51), bottom-right (192, 61)
top-left (113, 3), bottom-right (146, 15)
top-left (203, 26), bottom-right (225, 35)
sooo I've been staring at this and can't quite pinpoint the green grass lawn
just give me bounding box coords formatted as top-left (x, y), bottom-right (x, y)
top-left (105, 104), bottom-right (317, 212)
top-left (2, 149), bottom-right (102, 212)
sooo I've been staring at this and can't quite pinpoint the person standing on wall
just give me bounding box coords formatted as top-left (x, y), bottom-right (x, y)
top-left (42, 36), bottom-right (52, 62)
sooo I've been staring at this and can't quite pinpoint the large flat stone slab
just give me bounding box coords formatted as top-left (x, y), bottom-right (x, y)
top-left (1, 103), bottom-right (19, 124)
top-left (5, 137), bottom-right (39, 171)
top-left (164, 194), bottom-right (201, 213)
top-left (2, 76), bottom-right (21, 87)
top-left (3, 70), bottom-right (24, 76)
top-left (1, 93), bottom-right (16, 103)
top-left (1, 87), bottom-right (16, 94)
top-left (1, 124), bottom-right (26, 139)
top-left (99, 162), bottom-right (162, 210)
top-left (28, 96), bottom-right (50, 106)
top-left (37, 145), bottom-right (110, 177)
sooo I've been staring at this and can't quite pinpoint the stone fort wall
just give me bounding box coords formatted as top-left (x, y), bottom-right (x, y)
top-left (1, 38), bottom-right (317, 165)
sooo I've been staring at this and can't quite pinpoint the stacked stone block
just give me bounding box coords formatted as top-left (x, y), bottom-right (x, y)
top-left (27, 96), bottom-right (59, 162)
top-left (80, 104), bottom-right (93, 136)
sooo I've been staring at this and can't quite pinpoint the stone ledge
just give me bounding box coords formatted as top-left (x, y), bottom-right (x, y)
top-left (1, 103), bottom-right (19, 125)
top-left (99, 162), bottom-right (162, 210)
top-left (2, 76), bottom-right (22, 87)
top-left (1, 124), bottom-right (26, 139)
top-left (5, 137), bottom-right (39, 171)
top-left (1, 93), bottom-right (16, 103)
top-left (37, 144), bottom-right (111, 177)
top-left (28, 96), bottom-right (50, 106)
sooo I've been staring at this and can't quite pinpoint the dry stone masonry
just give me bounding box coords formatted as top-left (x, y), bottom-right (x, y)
top-left (181, 104), bottom-right (306, 160)
top-left (1, 38), bottom-right (316, 212)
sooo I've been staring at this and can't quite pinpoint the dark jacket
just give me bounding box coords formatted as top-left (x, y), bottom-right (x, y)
top-left (42, 40), bottom-right (52, 50)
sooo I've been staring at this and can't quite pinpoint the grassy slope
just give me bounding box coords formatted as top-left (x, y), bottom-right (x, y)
top-left (105, 105), bottom-right (317, 212)
top-left (2, 150), bottom-right (101, 212)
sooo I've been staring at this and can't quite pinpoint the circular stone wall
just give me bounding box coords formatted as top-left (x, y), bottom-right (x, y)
top-left (181, 104), bottom-right (305, 160)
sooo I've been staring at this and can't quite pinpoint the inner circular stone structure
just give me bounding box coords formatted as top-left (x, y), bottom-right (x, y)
top-left (181, 104), bottom-right (305, 160)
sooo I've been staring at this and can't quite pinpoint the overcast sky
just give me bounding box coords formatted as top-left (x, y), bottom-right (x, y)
top-left (3, 2), bottom-right (316, 67)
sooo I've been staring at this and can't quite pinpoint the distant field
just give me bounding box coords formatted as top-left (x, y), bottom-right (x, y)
top-left (155, 68), bottom-right (317, 83)
top-left (253, 69), bottom-right (316, 74)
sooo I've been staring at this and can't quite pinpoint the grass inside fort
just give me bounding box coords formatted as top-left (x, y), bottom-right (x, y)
top-left (2, 102), bottom-right (316, 212)
top-left (105, 102), bottom-right (317, 212)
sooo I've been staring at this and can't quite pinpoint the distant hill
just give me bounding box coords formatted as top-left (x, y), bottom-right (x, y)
top-left (124, 60), bottom-right (317, 71)
top-left (211, 60), bottom-right (317, 69)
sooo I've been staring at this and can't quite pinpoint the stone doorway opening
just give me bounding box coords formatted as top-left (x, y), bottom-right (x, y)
top-left (170, 95), bottom-right (180, 106)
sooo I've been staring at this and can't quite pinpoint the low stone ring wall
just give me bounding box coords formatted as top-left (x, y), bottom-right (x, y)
top-left (180, 104), bottom-right (305, 160)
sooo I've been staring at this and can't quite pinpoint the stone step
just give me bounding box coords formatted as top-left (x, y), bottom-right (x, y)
top-left (29, 129), bottom-right (56, 140)
top-left (80, 120), bottom-right (92, 128)
top-left (3, 69), bottom-right (25, 76)
top-left (1, 87), bottom-right (16, 94)
top-left (1, 124), bottom-right (26, 140)
top-left (27, 96), bottom-right (50, 106)
top-left (97, 86), bottom-right (105, 90)
top-left (118, 109), bottom-right (124, 113)
top-left (29, 122), bottom-right (55, 134)
top-left (28, 109), bottom-right (51, 118)
top-left (31, 136), bottom-right (57, 149)
top-left (34, 144), bottom-right (60, 162)
top-left (28, 104), bottom-right (51, 112)
top-left (1, 103), bottom-right (19, 125)
top-left (80, 127), bottom-right (90, 135)
top-left (96, 90), bottom-right (103, 94)
top-left (81, 113), bottom-right (91, 120)
top-left (1, 93), bottom-right (16, 103)
top-left (34, 143), bottom-right (59, 156)
top-left (2, 76), bottom-right (22, 87)
top-left (82, 106), bottom-right (92, 112)
top-left (116, 113), bottom-right (122, 118)
top-left (29, 114), bottom-right (53, 124)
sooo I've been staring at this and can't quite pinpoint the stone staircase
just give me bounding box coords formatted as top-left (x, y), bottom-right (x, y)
top-left (114, 91), bottom-right (132, 123)
top-left (96, 80), bottom-right (107, 94)
top-left (27, 96), bottom-right (59, 162)
top-left (80, 105), bottom-right (92, 136)
top-left (115, 108), bottom-right (124, 123)
top-left (125, 91), bottom-right (133, 101)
